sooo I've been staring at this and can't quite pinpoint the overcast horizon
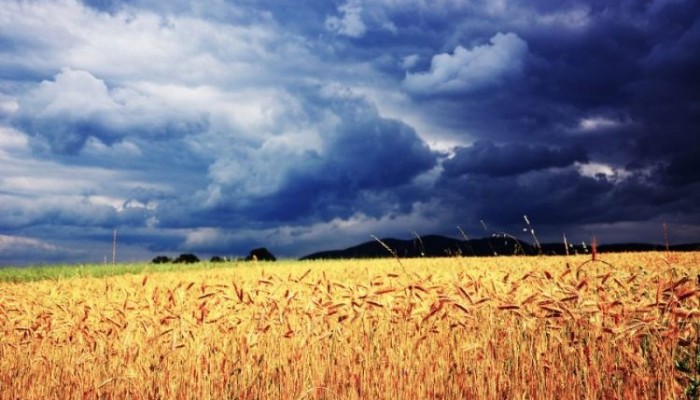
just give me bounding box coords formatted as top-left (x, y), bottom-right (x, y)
top-left (1, 0), bottom-right (699, 265)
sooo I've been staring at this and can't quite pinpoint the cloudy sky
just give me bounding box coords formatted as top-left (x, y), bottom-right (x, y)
top-left (1, 0), bottom-right (699, 265)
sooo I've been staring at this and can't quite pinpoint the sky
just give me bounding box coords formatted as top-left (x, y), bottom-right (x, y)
top-left (1, 0), bottom-right (699, 265)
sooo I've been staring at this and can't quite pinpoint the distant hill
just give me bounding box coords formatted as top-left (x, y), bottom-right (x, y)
top-left (299, 234), bottom-right (700, 260)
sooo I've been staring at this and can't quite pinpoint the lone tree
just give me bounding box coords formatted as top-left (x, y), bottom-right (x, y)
top-left (173, 253), bottom-right (200, 264)
top-left (245, 247), bottom-right (276, 261)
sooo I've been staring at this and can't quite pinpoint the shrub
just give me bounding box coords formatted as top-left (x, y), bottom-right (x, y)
top-left (151, 255), bottom-right (172, 264)
top-left (173, 253), bottom-right (200, 264)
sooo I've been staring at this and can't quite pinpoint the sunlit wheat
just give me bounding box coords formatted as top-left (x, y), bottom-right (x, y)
top-left (0, 253), bottom-right (698, 399)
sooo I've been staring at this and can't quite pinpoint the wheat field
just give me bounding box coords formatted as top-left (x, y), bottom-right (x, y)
top-left (1, 253), bottom-right (699, 399)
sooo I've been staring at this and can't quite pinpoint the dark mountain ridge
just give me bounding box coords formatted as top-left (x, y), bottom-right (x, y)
top-left (299, 234), bottom-right (700, 260)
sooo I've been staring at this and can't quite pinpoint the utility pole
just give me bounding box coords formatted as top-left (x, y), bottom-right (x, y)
top-left (112, 229), bottom-right (117, 266)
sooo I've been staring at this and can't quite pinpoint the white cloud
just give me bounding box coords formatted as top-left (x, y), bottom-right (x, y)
top-left (183, 227), bottom-right (224, 249)
top-left (0, 124), bottom-right (170, 232)
top-left (15, 68), bottom-right (211, 152)
top-left (0, 96), bottom-right (19, 115)
top-left (400, 54), bottom-right (420, 70)
top-left (325, 0), bottom-right (367, 38)
top-left (0, 234), bottom-right (79, 265)
top-left (579, 117), bottom-right (621, 131)
top-left (0, 126), bottom-right (29, 153)
top-left (0, 234), bottom-right (60, 253)
top-left (535, 7), bottom-right (590, 29)
top-left (403, 32), bottom-right (528, 95)
top-left (576, 114), bottom-right (634, 133)
top-left (83, 137), bottom-right (143, 157)
top-left (0, 153), bottom-right (123, 197)
top-left (0, 0), bottom-right (280, 85)
top-left (23, 68), bottom-right (119, 121)
top-left (575, 161), bottom-right (631, 182)
top-left (375, 0), bottom-right (591, 30)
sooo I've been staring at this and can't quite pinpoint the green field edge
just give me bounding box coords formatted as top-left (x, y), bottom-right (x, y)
top-left (1, 251), bottom-right (693, 284)
top-left (0, 260), bottom-right (310, 283)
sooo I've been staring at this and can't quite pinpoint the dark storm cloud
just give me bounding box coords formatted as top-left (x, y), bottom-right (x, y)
top-left (663, 152), bottom-right (700, 186)
top-left (257, 109), bottom-right (437, 221)
top-left (393, 0), bottom-right (697, 144)
top-left (628, 7), bottom-right (700, 185)
top-left (187, 95), bottom-right (439, 225)
top-left (399, 0), bottom-right (700, 243)
top-left (443, 141), bottom-right (588, 177)
top-left (436, 166), bottom-right (700, 244)
top-left (1, 0), bottom-right (700, 264)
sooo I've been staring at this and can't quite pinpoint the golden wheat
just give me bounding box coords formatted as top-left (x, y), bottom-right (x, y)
top-left (1, 253), bottom-right (699, 399)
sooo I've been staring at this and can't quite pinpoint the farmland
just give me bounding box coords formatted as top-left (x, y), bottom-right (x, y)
top-left (1, 253), bottom-right (699, 399)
